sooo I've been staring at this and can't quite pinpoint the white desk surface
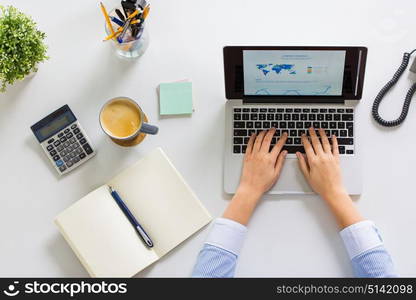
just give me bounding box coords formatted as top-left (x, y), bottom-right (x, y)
top-left (1, 0), bottom-right (416, 277)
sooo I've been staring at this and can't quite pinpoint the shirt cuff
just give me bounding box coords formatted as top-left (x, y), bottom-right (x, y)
top-left (205, 218), bottom-right (248, 256)
top-left (339, 220), bottom-right (383, 260)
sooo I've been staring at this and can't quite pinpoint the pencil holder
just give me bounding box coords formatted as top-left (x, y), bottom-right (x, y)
top-left (104, 8), bottom-right (149, 59)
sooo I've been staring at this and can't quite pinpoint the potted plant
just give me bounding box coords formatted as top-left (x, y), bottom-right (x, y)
top-left (0, 5), bottom-right (48, 92)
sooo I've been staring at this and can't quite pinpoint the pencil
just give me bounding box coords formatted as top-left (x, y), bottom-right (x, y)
top-left (117, 18), bottom-right (132, 43)
top-left (142, 5), bottom-right (150, 20)
top-left (131, 19), bottom-right (141, 25)
top-left (103, 13), bottom-right (141, 42)
top-left (103, 27), bottom-right (123, 41)
top-left (127, 9), bottom-right (140, 20)
top-left (100, 2), bottom-right (115, 36)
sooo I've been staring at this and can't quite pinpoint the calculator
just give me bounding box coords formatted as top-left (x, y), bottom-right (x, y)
top-left (31, 105), bottom-right (96, 175)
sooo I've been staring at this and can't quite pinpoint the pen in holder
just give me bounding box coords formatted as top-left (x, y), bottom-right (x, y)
top-left (103, 6), bottom-right (149, 59)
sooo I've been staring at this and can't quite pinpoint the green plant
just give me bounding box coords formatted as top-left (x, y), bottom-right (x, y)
top-left (0, 5), bottom-right (48, 92)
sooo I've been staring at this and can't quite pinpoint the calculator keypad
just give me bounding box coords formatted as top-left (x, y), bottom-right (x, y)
top-left (43, 123), bottom-right (94, 174)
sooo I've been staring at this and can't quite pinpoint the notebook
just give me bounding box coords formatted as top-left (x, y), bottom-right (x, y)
top-left (159, 81), bottom-right (193, 115)
top-left (54, 148), bottom-right (212, 277)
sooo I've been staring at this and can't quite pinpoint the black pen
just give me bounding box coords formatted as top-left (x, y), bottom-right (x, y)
top-left (108, 186), bottom-right (154, 248)
top-left (115, 8), bottom-right (126, 22)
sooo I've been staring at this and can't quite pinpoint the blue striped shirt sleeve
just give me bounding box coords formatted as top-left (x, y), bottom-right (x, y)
top-left (192, 218), bottom-right (247, 278)
top-left (340, 220), bottom-right (397, 277)
top-left (192, 244), bottom-right (238, 277)
top-left (192, 218), bottom-right (397, 277)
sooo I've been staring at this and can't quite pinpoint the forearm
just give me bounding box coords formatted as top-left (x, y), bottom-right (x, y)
top-left (223, 187), bottom-right (262, 226)
top-left (322, 189), bottom-right (364, 229)
top-left (323, 190), bottom-right (396, 277)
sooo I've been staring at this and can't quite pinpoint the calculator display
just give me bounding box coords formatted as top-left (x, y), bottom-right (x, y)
top-left (31, 105), bottom-right (77, 142)
top-left (38, 113), bottom-right (73, 140)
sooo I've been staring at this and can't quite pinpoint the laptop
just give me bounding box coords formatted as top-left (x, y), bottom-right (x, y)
top-left (223, 46), bottom-right (367, 195)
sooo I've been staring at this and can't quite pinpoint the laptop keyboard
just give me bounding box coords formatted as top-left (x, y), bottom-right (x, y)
top-left (233, 107), bottom-right (354, 155)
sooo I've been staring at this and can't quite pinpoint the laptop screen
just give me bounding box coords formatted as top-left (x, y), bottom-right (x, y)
top-left (243, 50), bottom-right (346, 96)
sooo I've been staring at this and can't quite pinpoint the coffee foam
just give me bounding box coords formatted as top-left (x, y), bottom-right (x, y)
top-left (100, 99), bottom-right (142, 138)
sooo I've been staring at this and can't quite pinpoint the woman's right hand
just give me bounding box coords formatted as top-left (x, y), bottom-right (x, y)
top-left (296, 128), bottom-right (346, 200)
top-left (296, 127), bottom-right (363, 229)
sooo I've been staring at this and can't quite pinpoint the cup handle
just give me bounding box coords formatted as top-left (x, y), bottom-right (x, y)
top-left (140, 123), bottom-right (159, 135)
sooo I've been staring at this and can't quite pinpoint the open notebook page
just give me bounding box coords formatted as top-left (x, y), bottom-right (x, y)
top-left (55, 185), bottom-right (158, 277)
top-left (108, 148), bottom-right (212, 257)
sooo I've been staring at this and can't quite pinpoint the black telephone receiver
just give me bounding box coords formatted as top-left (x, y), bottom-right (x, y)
top-left (372, 49), bottom-right (416, 127)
